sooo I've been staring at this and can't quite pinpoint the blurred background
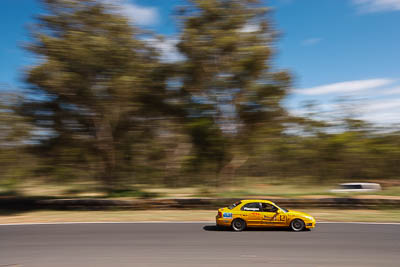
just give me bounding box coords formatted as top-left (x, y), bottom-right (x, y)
top-left (0, 0), bottom-right (399, 202)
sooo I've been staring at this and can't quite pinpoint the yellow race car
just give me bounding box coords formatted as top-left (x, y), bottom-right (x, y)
top-left (216, 199), bottom-right (316, 231)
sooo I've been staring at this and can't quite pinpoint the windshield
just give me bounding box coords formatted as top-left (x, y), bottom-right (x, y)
top-left (274, 203), bottom-right (288, 213)
top-left (228, 201), bottom-right (241, 210)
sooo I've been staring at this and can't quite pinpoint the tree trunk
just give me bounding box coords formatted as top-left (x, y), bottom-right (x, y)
top-left (217, 154), bottom-right (248, 188)
top-left (93, 115), bottom-right (116, 193)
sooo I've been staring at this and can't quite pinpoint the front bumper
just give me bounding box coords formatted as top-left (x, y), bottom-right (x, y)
top-left (305, 220), bottom-right (316, 228)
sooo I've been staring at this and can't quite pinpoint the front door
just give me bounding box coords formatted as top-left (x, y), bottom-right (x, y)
top-left (260, 203), bottom-right (287, 226)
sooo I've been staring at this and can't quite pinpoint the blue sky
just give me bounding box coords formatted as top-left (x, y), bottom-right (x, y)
top-left (1, 0), bottom-right (399, 125)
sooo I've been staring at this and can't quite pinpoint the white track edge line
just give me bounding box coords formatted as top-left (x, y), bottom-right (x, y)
top-left (0, 221), bottom-right (400, 226)
top-left (0, 221), bottom-right (212, 226)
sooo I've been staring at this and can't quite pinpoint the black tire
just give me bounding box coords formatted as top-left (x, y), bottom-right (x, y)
top-left (231, 219), bottom-right (246, 232)
top-left (290, 219), bottom-right (305, 232)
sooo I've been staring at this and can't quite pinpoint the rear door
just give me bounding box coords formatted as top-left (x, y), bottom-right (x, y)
top-left (240, 202), bottom-right (263, 226)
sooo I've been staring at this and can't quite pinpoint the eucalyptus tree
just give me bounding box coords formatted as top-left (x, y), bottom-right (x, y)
top-left (177, 0), bottom-right (291, 185)
top-left (22, 0), bottom-right (168, 190)
top-left (0, 91), bottom-right (32, 186)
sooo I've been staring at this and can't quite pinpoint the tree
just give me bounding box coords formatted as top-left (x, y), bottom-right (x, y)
top-left (0, 91), bottom-right (32, 189)
top-left (22, 0), bottom-right (167, 191)
top-left (177, 0), bottom-right (291, 185)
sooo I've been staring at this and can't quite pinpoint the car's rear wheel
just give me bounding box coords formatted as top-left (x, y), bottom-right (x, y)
top-left (231, 219), bottom-right (246, 232)
top-left (290, 219), bottom-right (305, 232)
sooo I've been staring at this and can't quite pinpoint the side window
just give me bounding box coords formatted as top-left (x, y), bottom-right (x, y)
top-left (261, 203), bottom-right (278, 212)
top-left (241, 202), bottom-right (261, 211)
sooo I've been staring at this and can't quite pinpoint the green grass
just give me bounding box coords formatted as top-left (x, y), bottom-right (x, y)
top-left (205, 184), bottom-right (400, 199)
top-left (2, 178), bottom-right (400, 199)
top-left (370, 186), bottom-right (400, 196)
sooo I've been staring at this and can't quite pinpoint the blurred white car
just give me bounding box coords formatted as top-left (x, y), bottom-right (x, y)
top-left (330, 183), bottom-right (382, 193)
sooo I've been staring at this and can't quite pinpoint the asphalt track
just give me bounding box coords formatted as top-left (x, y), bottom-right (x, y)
top-left (0, 222), bottom-right (399, 267)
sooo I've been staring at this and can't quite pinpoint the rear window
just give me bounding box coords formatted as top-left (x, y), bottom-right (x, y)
top-left (228, 201), bottom-right (241, 210)
top-left (241, 202), bottom-right (261, 211)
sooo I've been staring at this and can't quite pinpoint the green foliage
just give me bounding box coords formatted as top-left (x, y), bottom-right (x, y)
top-left (177, 0), bottom-right (291, 184)
top-left (0, 91), bottom-right (33, 185)
top-left (21, 0), bottom-right (171, 190)
top-left (0, 0), bottom-right (398, 195)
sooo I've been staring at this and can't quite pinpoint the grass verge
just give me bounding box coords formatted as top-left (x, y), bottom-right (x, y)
top-left (0, 209), bottom-right (399, 224)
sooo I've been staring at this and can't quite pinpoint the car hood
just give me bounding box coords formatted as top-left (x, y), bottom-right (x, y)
top-left (287, 210), bottom-right (315, 220)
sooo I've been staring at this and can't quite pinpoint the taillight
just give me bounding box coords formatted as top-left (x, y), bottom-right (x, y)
top-left (218, 211), bottom-right (222, 218)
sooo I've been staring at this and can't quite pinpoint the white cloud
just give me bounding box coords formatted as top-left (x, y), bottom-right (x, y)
top-left (301, 38), bottom-right (322, 46)
top-left (381, 87), bottom-right (400, 95)
top-left (352, 0), bottom-right (400, 13)
top-left (294, 79), bottom-right (394, 95)
top-left (361, 111), bottom-right (399, 124)
top-left (102, 0), bottom-right (159, 25)
top-left (289, 98), bottom-right (400, 125)
top-left (359, 98), bottom-right (400, 124)
top-left (240, 24), bottom-right (260, 33)
top-left (290, 79), bottom-right (400, 125)
top-left (146, 38), bottom-right (184, 62)
top-left (362, 98), bottom-right (400, 112)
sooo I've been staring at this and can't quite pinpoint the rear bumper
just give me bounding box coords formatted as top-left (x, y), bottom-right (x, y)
top-left (216, 217), bottom-right (232, 227)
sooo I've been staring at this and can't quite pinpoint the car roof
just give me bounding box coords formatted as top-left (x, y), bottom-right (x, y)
top-left (240, 199), bottom-right (274, 204)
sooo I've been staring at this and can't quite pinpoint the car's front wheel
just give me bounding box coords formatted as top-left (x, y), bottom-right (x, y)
top-left (290, 219), bottom-right (305, 232)
top-left (231, 219), bottom-right (246, 232)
